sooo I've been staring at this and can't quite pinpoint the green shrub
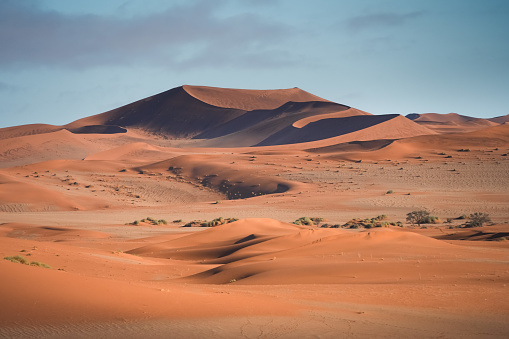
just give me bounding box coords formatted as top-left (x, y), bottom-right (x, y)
top-left (406, 210), bottom-right (440, 227)
top-left (464, 212), bottom-right (491, 228)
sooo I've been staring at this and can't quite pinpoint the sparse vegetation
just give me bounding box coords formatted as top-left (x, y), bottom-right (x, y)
top-left (386, 190), bottom-right (394, 194)
top-left (464, 212), bottom-right (491, 228)
top-left (341, 215), bottom-right (397, 229)
top-left (127, 217), bottom-right (168, 226)
top-left (184, 217), bottom-right (239, 227)
top-left (406, 210), bottom-right (441, 227)
top-left (292, 217), bottom-right (324, 226)
top-left (4, 255), bottom-right (51, 268)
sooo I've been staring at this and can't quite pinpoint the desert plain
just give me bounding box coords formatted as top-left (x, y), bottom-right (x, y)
top-left (1, 85), bottom-right (508, 338)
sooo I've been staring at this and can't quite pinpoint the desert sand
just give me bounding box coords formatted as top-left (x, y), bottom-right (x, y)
top-left (1, 85), bottom-right (508, 338)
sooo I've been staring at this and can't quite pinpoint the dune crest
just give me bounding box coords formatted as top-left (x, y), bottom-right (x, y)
top-left (182, 85), bottom-right (331, 110)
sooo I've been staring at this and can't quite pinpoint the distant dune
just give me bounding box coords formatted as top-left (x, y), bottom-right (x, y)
top-left (406, 112), bottom-right (498, 133)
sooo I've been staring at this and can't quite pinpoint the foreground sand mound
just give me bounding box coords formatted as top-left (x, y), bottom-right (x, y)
top-left (127, 218), bottom-right (471, 285)
top-left (137, 155), bottom-right (299, 199)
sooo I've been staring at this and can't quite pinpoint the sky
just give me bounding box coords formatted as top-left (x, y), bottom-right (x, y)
top-left (1, 0), bottom-right (508, 128)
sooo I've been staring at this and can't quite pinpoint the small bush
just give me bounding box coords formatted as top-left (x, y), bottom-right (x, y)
top-left (464, 212), bottom-right (491, 228)
top-left (406, 210), bottom-right (441, 226)
top-left (386, 190), bottom-right (394, 194)
top-left (173, 219), bottom-right (183, 223)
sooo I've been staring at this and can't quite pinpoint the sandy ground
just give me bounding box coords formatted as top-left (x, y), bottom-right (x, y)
top-left (1, 146), bottom-right (508, 338)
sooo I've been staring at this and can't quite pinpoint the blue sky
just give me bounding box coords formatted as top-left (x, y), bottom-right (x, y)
top-left (1, 0), bottom-right (508, 128)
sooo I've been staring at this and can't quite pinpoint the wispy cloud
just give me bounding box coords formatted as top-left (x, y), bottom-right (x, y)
top-left (347, 11), bottom-right (425, 34)
top-left (0, 0), bottom-right (295, 69)
top-left (0, 81), bottom-right (19, 92)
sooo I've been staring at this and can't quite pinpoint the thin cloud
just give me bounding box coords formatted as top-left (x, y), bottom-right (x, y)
top-left (0, 81), bottom-right (19, 92)
top-left (0, 0), bottom-right (295, 69)
top-left (347, 11), bottom-right (425, 33)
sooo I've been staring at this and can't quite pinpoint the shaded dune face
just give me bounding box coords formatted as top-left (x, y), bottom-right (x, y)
top-left (193, 101), bottom-right (350, 140)
top-left (256, 114), bottom-right (398, 146)
top-left (63, 85), bottom-right (334, 139)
